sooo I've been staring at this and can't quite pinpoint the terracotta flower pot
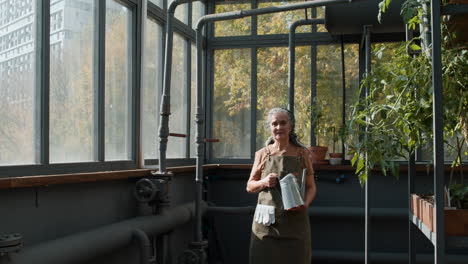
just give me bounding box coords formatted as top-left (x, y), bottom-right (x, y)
top-left (329, 153), bottom-right (343, 158)
top-left (413, 194), bottom-right (468, 236)
top-left (411, 194), bottom-right (421, 219)
top-left (445, 208), bottom-right (468, 236)
top-left (308, 146), bottom-right (328, 165)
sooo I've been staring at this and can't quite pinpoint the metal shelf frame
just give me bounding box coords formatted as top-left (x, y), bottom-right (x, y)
top-left (407, 1), bottom-right (468, 263)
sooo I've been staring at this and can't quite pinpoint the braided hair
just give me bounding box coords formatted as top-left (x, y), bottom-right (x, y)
top-left (264, 107), bottom-right (308, 149)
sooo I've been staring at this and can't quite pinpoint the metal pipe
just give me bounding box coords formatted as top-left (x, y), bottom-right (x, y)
top-left (194, 0), bottom-right (353, 243)
top-left (9, 202), bottom-right (205, 264)
top-left (288, 18), bottom-right (325, 114)
top-left (197, 0), bottom-right (350, 27)
top-left (158, 0), bottom-right (194, 173)
top-left (195, 28), bottom-right (204, 243)
top-left (363, 24), bottom-right (372, 264)
top-left (408, 153), bottom-right (416, 264)
top-left (132, 229), bottom-right (151, 264)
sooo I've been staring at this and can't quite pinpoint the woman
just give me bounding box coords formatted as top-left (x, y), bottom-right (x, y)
top-left (246, 107), bottom-right (317, 264)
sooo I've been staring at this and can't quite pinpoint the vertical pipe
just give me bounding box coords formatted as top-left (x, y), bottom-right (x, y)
top-left (132, 229), bottom-right (151, 264)
top-left (158, 2), bottom-right (175, 173)
top-left (363, 25), bottom-right (372, 264)
top-left (408, 152), bottom-right (416, 264)
top-left (288, 24), bottom-right (296, 113)
top-left (195, 27), bottom-right (204, 242)
top-left (430, 0), bottom-right (445, 263)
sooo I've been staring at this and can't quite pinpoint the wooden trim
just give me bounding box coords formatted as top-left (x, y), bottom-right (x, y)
top-left (1, 164), bottom-right (466, 190)
top-left (0, 169), bottom-right (152, 190)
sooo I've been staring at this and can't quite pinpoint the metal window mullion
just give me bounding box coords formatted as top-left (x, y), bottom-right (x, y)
top-left (205, 47), bottom-right (213, 162)
top-left (188, 0), bottom-right (192, 28)
top-left (310, 44), bottom-right (317, 146)
top-left (94, 0), bottom-right (106, 162)
top-left (310, 7), bottom-right (317, 146)
top-left (251, 47), bottom-right (257, 159)
top-left (128, 5), bottom-right (137, 161)
top-left (430, 0), bottom-right (445, 262)
top-left (252, 0), bottom-right (257, 36)
top-left (36, 0), bottom-right (50, 164)
top-left (133, 0), bottom-right (147, 166)
top-left (341, 37), bottom-right (346, 154)
top-left (186, 39), bottom-right (191, 159)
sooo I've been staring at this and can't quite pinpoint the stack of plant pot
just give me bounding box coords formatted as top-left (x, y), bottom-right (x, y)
top-left (410, 194), bottom-right (468, 236)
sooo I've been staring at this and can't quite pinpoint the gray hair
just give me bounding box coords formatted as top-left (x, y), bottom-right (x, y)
top-left (264, 107), bottom-right (308, 149)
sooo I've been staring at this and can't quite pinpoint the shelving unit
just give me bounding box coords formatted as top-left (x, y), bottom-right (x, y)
top-left (407, 1), bottom-right (468, 263)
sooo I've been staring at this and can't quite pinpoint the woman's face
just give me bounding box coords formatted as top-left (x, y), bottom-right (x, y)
top-left (269, 112), bottom-right (292, 141)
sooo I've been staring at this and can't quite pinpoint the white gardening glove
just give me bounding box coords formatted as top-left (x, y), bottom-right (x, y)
top-left (254, 204), bottom-right (275, 226)
top-left (267, 204), bottom-right (275, 225)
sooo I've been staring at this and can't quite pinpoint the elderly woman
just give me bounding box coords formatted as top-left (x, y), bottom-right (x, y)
top-left (246, 107), bottom-right (316, 264)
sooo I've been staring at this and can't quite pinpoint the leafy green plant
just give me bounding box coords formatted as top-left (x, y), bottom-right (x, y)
top-left (346, 33), bottom-right (467, 185)
top-left (308, 98), bottom-right (333, 147)
top-left (449, 184), bottom-right (468, 209)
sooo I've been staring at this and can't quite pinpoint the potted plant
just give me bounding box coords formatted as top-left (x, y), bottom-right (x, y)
top-left (329, 126), bottom-right (343, 165)
top-left (308, 99), bottom-right (330, 165)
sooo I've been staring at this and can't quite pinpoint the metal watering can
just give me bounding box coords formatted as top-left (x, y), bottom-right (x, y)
top-left (279, 169), bottom-right (306, 210)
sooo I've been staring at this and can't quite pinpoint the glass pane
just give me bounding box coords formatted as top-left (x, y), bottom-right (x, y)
top-left (215, 2), bottom-right (251, 37)
top-left (149, 0), bottom-right (162, 8)
top-left (169, 0), bottom-right (188, 24)
top-left (167, 33), bottom-right (187, 158)
top-left (213, 49), bottom-right (251, 158)
top-left (49, 0), bottom-right (95, 163)
top-left (105, 0), bottom-right (132, 160)
top-left (192, 1), bottom-right (204, 29)
top-left (190, 44), bottom-right (196, 158)
top-left (142, 19), bottom-right (163, 160)
top-left (258, 1), bottom-right (310, 35)
top-left (421, 137), bottom-right (468, 162)
top-left (0, 0), bottom-right (36, 165)
top-left (257, 47), bottom-right (288, 150)
top-left (343, 44), bottom-right (359, 159)
top-left (294, 46), bottom-right (311, 147)
top-left (316, 44), bottom-right (343, 153)
top-left (316, 7), bottom-right (326, 32)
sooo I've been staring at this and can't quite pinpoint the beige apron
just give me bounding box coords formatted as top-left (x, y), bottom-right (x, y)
top-left (249, 148), bottom-right (312, 264)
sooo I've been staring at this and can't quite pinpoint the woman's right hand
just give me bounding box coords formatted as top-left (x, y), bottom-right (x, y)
top-left (262, 173), bottom-right (279, 188)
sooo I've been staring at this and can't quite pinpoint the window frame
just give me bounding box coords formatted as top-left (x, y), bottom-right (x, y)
top-left (0, 0), bottom-right (204, 177)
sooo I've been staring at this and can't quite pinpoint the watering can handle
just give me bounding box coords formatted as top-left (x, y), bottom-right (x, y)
top-left (301, 169), bottom-right (306, 199)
